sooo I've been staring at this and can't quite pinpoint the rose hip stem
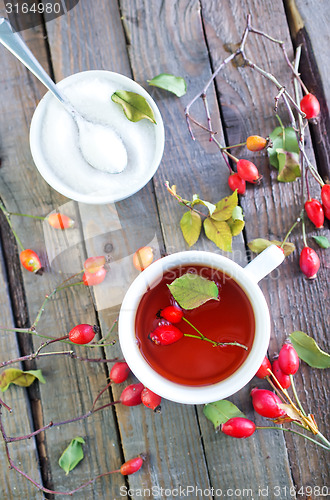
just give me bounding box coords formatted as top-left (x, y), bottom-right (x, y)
top-left (256, 426), bottom-right (330, 451)
top-left (280, 210), bottom-right (303, 249)
top-left (181, 317), bottom-right (248, 350)
top-left (0, 201), bottom-right (25, 251)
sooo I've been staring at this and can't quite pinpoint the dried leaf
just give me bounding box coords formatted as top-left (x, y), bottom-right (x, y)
top-left (248, 238), bottom-right (295, 257)
top-left (147, 73), bottom-right (187, 97)
top-left (168, 273), bottom-right (219, 310)
top-left (277, 404), bottom-right (306, 426)
top-left (289, 331), bottom-right (330, 369)
top-left (0, 368), bottom-right (45, 392)
top-left (277, 149), bottom-right (301, 182)
top-left (180, 211), bottom-right (202, 247)
top-left (58, 437), bottom-right (85, 475)
top-left (203, 400), bottom-right (246, 431)
top-left (204, 218), bottom-right (233, 252)
top-left (111, 91), bottom-right (156, 123)
top-left (211, 190), bottom-right (238, 222)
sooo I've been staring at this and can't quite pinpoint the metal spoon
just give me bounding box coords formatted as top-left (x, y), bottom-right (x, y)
top-left (0, 18), bottom-right (127, 174)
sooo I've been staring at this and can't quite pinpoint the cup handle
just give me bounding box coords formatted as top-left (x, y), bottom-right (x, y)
top-left (244, 245), bottom-right (284, 283)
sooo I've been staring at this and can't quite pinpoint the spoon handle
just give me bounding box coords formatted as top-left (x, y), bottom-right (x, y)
top-left (0, 18), bottom-right (72, 111)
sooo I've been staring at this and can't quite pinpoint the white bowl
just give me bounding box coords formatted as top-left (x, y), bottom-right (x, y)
top-left (30, 70), bottom-right (165, 204)
top-left (119, 247), bottom-right (284, 405)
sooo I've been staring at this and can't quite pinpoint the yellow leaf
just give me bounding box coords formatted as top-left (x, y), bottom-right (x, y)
top-left (204, 218), bottom-right (232, 252)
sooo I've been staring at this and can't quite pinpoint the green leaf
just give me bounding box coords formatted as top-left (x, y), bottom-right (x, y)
top-left (168, 273), bottom-right (219, 310)
top-left (312, 235), bottom-right (330, 249)
top-left (203, 400), bottom-right (246, 430)
top-left (289, 331), bottom-right (330, 369)
top-left (180, 211), bottom-right (202, 247)
top-left (147, 73), bottom-right (187, 97)
top-left (59, 437), bottom-right (85, 475)
top-left (248, 238), bottom-right (295, 257)
top-left (0, 368), bottom-right (45, 392)
top-left (211, 190), bottom-right (238, 221)
top-left (111, 91), bottom-right (156, 123)
top-left (204, 218), bottom-right (233, 252)
top-left (227, 205), bottom-right (245, 236)
top-left (277, 149), bottom-right (301, 182)
top-left (268, 126), bottom-right (299, 169)
top-left (191, 196), bottom-right (216, 216)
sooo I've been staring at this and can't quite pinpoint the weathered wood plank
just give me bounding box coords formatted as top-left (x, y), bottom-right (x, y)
top-left (201, 0), bottom-right (329, 496)
top-left (121, 0), bottom-right (298, 498)
top-left (0, 2), bottom-right (124, 497)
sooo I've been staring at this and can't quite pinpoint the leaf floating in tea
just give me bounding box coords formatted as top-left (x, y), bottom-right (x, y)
top-left (111, 91), bottom-right (156, 123)
top-left (168, 273), bottom-right (219, 310)
top-left (289, 331), bottom-right (330, 369)
top-left (203, 399), bottom-right (246, 431)
top-left (147, 73), bottom-right (187, 97)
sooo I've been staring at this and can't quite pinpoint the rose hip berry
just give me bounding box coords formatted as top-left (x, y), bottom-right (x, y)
top-left (251, 388), bottom-right (286, 418)
top-left (246, 135), bottom-right (267, 152)
top-left (83, 267), bottom-right (107, 286)
top-left (120, 456), bottom-right (144, 475)
top-left (149, 324), bottom-right (184, 346)
top-left (133, 246), bottom-right (154, 271)
top-left (304, 199), bottom-right (324, 228)
top-left (160, 305), bottom-right (183, 323)
top-left (110, 362), bottom-right (130, 384)
top-left (221, 417), bottom-right (256, 438)
top-left (321, 184), bottom-right (330, 211)
top-left (141, 387), bottom-right (162, 412)
top-left (20, 249), bottom-right (42, 273)
top-left (228, 173), bottom-right (246, 195)
top-left (278, 344), bottom-right (299, 375)
top-left (323, 204), bottom-right (330, 221)
top-left (47, 213), bottom-right (74, 229)
top-left (69, 324), bottom-right (97, 344)
top-left (255, 356), bottom-right (271, 379)
top-left (300, 93), bottom-right (320, 119)
top-left (236, 159), bottom-right (261, 183)
top-left (299, 247), bottom-right (320, 279)
top-left (84, 256), bottom-right (106, 273)
top-left (272, 359), bottom-right (291, 389)
top-left (119, 382), bottom-right (144, 406)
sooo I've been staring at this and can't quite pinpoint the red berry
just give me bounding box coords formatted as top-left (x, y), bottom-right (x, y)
top-left (160, 305), bottom-right (183, 323)
top-left (141, 387), bottom-right (161, 412)
top-left (133, 246), bottom-right (154, 271)
top-left (69, 324), bottom-right (96, 344)
top-left (272, 359), bottom-right (291, 389)
top-left (83, 267), bottom-right (107, 286)
top-left (20, 249), bottom-right (42, 273)
top-left (304, 198), bottom-right (324, 228)
top-left (228, 173), bottom-right (246, 195)
top-left (47, 213), bottom-right (74, 229)
top-left (221, 417), bottom-right (256, 438)
top-left (300, 93), bottom-right (320, 119)
top-left (84, 256), bottom-right (106, 273)
top-left (255, 356), bottom-right (271, 379)
top-left (251, 388), bottom-right (286, 418)
top-left (119, 382), bottom-right (144, 406)
top-left (246, 135), bottom-right (267, 152)
top-left (236, 159), bottom-right (261, 183)
top-left (120, 456), bottom-right (144, 475)
top-left (323, 203), bottom-right (330, 220)
top-left (149, 324), bottom-right (184, 346)
top-left (278, 344), bottom-right (299, 375)
top-left (110, 362), bottom-right (130, 384)
top-left (321, 184), bottom-right (330, 211)
top-left (299, 247), bottom-right (320, 279)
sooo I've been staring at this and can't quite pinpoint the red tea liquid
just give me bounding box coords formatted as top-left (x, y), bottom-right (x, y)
top-left (135, 265), bottom-right (255, 386)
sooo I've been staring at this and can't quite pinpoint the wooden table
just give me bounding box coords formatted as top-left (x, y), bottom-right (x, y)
top-left (0, 1), bottom-right (329, 499)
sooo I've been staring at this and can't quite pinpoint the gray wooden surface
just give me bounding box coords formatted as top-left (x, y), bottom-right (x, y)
top-left (0, 1), bottom-right (329, 499)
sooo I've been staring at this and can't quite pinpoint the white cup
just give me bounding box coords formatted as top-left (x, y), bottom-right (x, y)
top-left (119, 246), bottom-right (284, 404)
top-left (29, 70), bottom-right (165, 204)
